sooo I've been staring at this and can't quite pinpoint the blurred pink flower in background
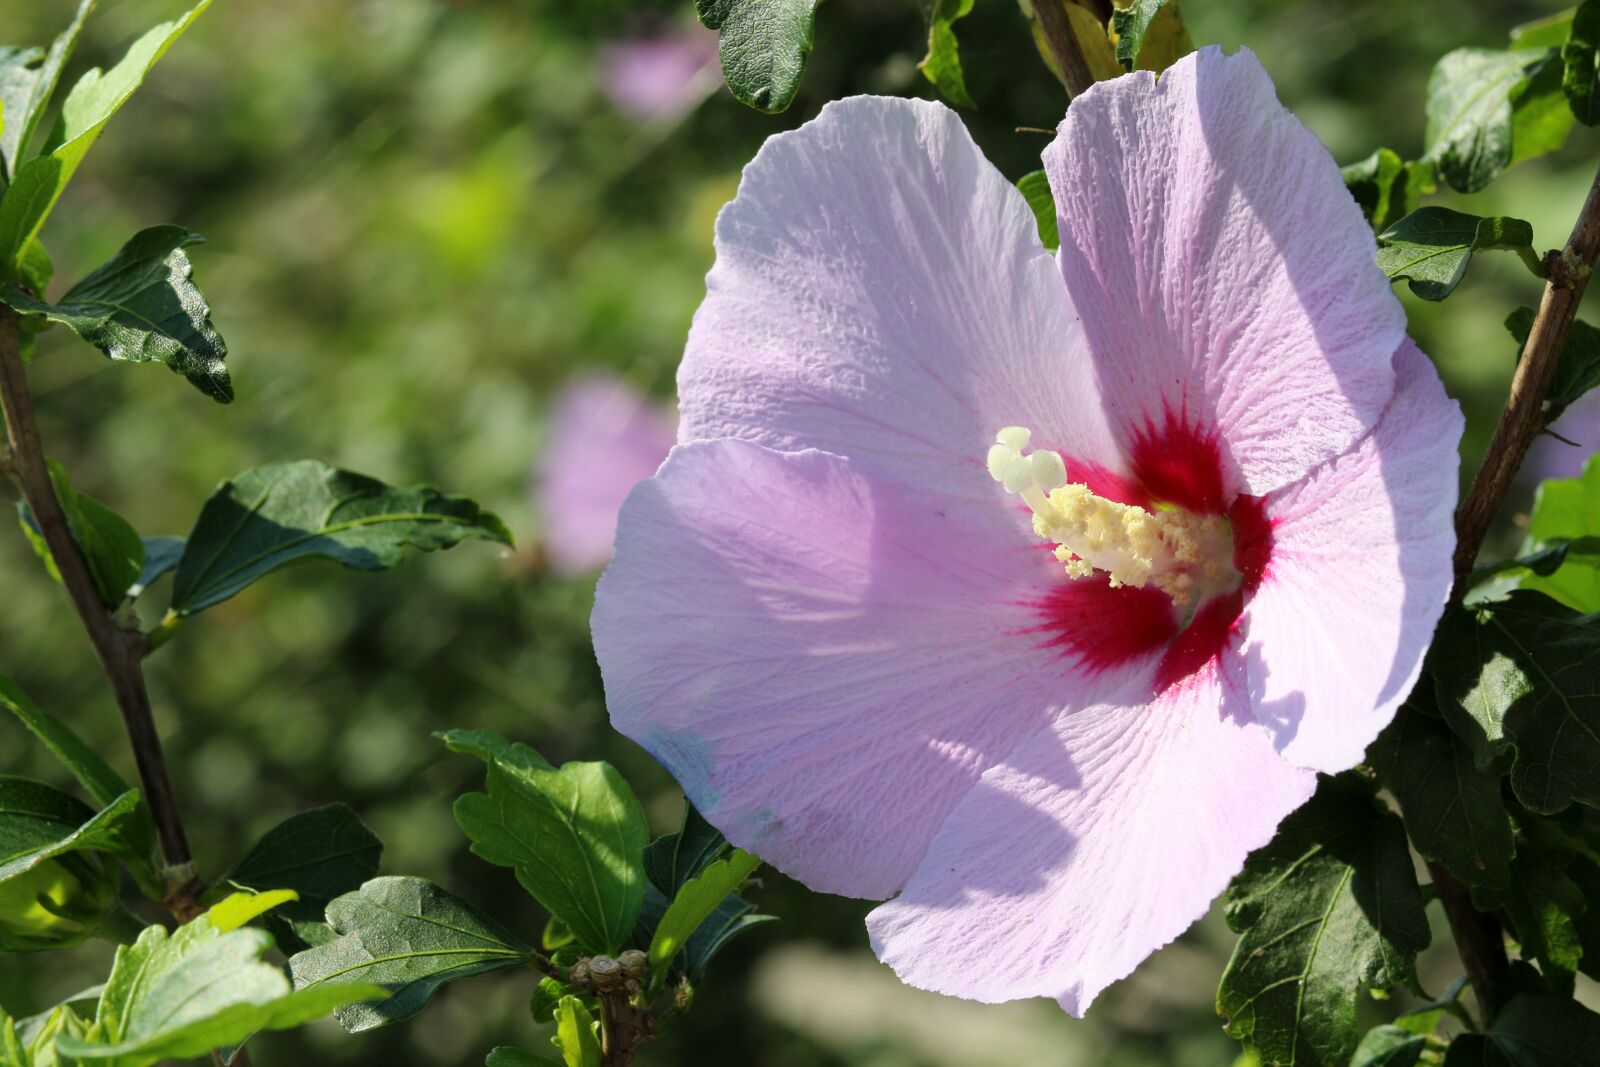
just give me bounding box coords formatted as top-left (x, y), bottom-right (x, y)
top-left (596, 23), bottom-right (721, 123)
top-left (537, 374), bottom-right (674, 575)
top-left (592, 47), bottom-right (1463, 1013)
top-left (1525, 388), bottom-right (1600, 485)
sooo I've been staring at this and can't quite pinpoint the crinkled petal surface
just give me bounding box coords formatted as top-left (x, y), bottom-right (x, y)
top-left (1242, 340), bottom-right (1462, 771)
top-left (1044, 47), bottom-right (1404, 498)
top-left (678, 94), bottom-right (1128, 500)
top-left (867, 656), bottom-right (1315, 1014)
top-left (593, 440), bottom-right (1152, 898)
top-left (538, 374), bottom-right (675, 574)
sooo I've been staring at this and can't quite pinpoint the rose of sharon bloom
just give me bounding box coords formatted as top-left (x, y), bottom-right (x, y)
top-left (537, 374), bottom-right (674, 575)
top-left (592, 47), bottom-right (1462, 1012)
top-left (596, 24), bottom-right (721, 123)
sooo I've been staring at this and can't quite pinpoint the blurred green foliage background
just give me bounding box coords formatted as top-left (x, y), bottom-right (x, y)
top-left (0, 0), bottom-right (1595, 1063)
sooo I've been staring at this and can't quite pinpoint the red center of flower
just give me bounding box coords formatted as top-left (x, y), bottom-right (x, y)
top-left (1026, 418), bottom-right (1275, 694)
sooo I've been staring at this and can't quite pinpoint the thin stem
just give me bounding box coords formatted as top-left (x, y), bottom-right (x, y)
top-left (1430, 161), bottom-right (1600, 1022)
top-left (1450, 163), bottom-right (1600, 602)
top-left (0, 306), bottom-right (203, 919)
top-left (1032, 0), bottom-right (1096, 98)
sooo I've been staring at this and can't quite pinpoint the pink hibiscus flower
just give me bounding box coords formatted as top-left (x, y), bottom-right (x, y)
top-left (595, 24), bottom-right (721, 124)
top-left (591, 47), bottom-right (1462, 1012)
top-left (537, 373), bottom-right (674, 575)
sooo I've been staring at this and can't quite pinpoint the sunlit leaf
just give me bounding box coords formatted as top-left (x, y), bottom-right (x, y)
top-left (170, 460), bottom-right (511, 615)
top-left (442, 729), bottom-right (647, 955)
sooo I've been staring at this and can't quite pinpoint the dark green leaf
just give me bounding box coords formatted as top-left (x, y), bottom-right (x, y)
top-left (647, 848), bottom-right (759, 971)
top-left (1369, 693), bottom-right (1514, 906)
top-left (0, 1), bottom-right (95, 184)
top-left (1501, 849), bottom-right (1584, 987)
top-left (0, 671), bottom-right (129, 808)
top-left (288, 876), bottom-right (532, 1033)
top-left (1394, 975), bottom-right (1474, 1035)
top-left (695, 0), bottom-right (817, 113)
top-left (1505, 308), bottom-right (1600, 428)
top-left (633, 881), bottom-right (773, 982)
top-left (645, 801), bottom-right (728, 896)
top-left (1110, 0), bottom-right (1193, 73)
top-left (1424, 47), bottom-right (1562, 193)
top-left (170, 460), bottom-right (512, 615)
top-left (128, 536), bottom-right (183, 599)
top-left (60, 899), bottom-right (384, 1066)
top-left (1352, 1025), bottom-right (1426, 1067)
top-left (0, 1), bottom-right (212, 276)
top-left (1015, 170), bottom-right (1059, 252)
top-left (917, 0), bottom-right (974, 107)
top-left (1342, 149), bottom-right (1429, 234)
top-left (0, 226), bottom-right (230, 401)
top-left (228, 804), bottom-right (383, 952)
top-left (441, 729), bottom-right (647, 955)
top-left (0, 780), bottom-right (143, 883)
top-left (1442, 994), bottom-right (1600, 1065)
top-left (1216, 778), bottom-right (1430, 1067)
top-left (1431, 592), bottom-right (1600, 813)
top-left (1564, 1), bottom-right (1600, 125)
top-left (1376, 208), bottom-right (1541, 301)
top-left (18, 462), bottom-right (144, 609)
top-left (527, 976), bottom-right (566, 1023)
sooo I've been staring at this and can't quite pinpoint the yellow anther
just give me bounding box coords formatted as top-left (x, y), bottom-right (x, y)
top-left (986, 426), bottom-right (1235, 608)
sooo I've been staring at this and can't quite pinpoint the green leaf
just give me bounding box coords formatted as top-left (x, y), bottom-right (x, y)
top-left (645, 801), bottom-right (728, 896)
top-left (0, 671), bottom-right (129, 808)
top-left (1510, 43), bottom-right (1577, 167)
top-left (0, 778), bottom-right (133, 951)
top-left (1216, 777), bottom-right (1430, 1067)
top-left (695, 0), bottom-right (817, 113)
top-left (0, 226), bottom-right (230, 402)
top-left (1369, 690), bottom-right (1514, 906)
top-left (486, 1049), bottom-right (562, 1067)
top-left (1351, 1025), bottom-right (1426, 1067)
top-left (15, 1001), bottom-right (89, 1067)
top-left (288, 876), bottom-right (532, 1033)
top-left (1565, 1), bottom-right (1600, 125)
top-left (1110, 0), bottom-right (1193, 74)
top-left (441, 729), bottom-right (647, 955)
top-left (1442, 994), bottom-right (1600, 1065)
top-left (551, 997), bottom-right (601, 1067)
top-left (1016, 170), bottom-right (1060, 252)
top-left (1511, 11), bottom-right (1577, 50)
top-left (128, 536), bottom-right (183, 599)
top-left (1505, 308), bottom-right (1600, 429)
top-left (634, 880), bottom-right (774, 982)
top-left (527, 975), bottom-right (566, 1022)
top-left (1342, 149), bottom-right (1428, 234)
top-left (59, 907), bottom-right (384, 1067)
top-left (18, 461), bottom-right (144, 609)
top-left (1515, 456), bottom-right (1600, 613)
top-left (1501, 848), bottom-right (1584, 986)
top-left (227, 804), bottom-right (383, 951)
top-left (648, 848), bottom-right (760, 971)
top-left (1376, 207), bottom-right (1541, 301)
top-left (0, 1), bottom-right (212, 276)
top-left (0, 779), bottom-right (144, 884)
top-left (1423, 47), bottom-right (1563, 193)
top-left (917, 0), bottom-right (975, 107)
top-left (0, 0), bottom-right (96, 182)
top-left (169, 460), bottom-right (512, 615)
top-left (1431, 592), bottom-right (1600, 813)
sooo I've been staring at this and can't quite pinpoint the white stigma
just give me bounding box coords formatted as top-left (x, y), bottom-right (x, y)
top-left (986, 426), bottom-right (1232, 608)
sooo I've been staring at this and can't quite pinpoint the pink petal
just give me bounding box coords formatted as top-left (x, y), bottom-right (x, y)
top-left (537, 374), bottom-right (675, 575)
top-left (1044, 47), bottom-right (1404, 497)
top-left (592, 439), bottom-right (1156, 898)
top-left (1242, 339), bottom-right (1462, 771)
top-left (678, 95), bottom-right (1129, 506)
top-left (867, 656), bottom-right (1315, 1013)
